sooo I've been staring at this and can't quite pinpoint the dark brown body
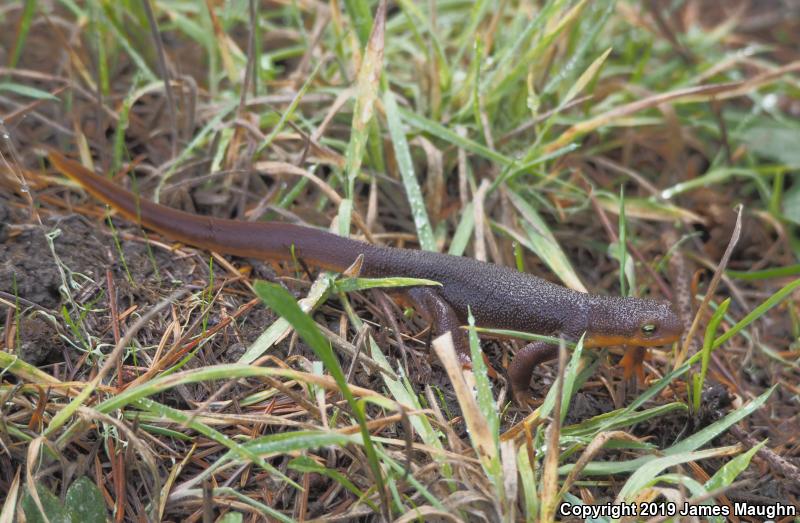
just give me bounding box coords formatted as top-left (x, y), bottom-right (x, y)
top-left (50, 152), bottom-right (683, 398)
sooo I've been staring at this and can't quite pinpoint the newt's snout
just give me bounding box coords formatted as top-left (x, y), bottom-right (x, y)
top-left (585, 297), bottom-right (684, 348)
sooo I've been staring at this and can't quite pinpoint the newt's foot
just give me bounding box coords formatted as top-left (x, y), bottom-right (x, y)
top-left (513, 388), bottom-right (535, 407)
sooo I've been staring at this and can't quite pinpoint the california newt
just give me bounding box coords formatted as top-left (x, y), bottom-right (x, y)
top-left (48, 152), bottom-right (683, 401)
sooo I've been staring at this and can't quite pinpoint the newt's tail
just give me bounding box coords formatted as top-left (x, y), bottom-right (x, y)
top-left (48, 151), bottom-right (370, 271)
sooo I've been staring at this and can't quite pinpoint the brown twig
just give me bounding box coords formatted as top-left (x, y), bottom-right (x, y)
top-left (677, 205), bottom-right (743, 367)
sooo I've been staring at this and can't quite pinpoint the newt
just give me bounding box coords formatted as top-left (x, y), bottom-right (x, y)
top-left (48, 151), bottom-right (683, 401)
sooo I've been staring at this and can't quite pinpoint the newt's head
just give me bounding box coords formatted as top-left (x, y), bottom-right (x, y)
top-left (585, 297), bottom-right (684, 348)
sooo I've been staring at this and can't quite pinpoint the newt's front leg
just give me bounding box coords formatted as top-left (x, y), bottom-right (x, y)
top-left (620, 346), bottom-right (647, 382)
top-left (510, 343), bottom-right (650, 403)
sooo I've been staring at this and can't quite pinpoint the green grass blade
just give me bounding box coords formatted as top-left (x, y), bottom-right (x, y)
top-left (154, 101), bottom-right (238, 201)
top-left (538, 336), bottom-right (584, 423)
top-left (384, 90), bottom-right (436, 251)
top-left (368, 338), bottom-right (448, 469)
top-left (490, 0), bottom-right (588, 104)
top-left (692, 298), bottom-right (730, 412)
top-left (705, 440), bottom-right (766, 492)
top-left (0, 83), bottom-right (58, 101)
top-left (252, 281), bottom-right (387, 510)
top-left (467, 309), bottom-right (500, 447)
top-left (0, 351), bottom-right (64, 387)
top-left (660, 168), bottom-right (768, 200)
top-left (617, 446), bottom-right (737, 502)
top-left (617, 185), bottom-right (629, 296)
top-left (563, 402), bottom-right (686, 440)
top-left (337, 198), bottom-right (354, 238)
top-left (541, 0), bottom-right (615, 97)
top-left (256, 61), bottom-right (322, 155)
top-left (490, 143), bottom-right (580, 193)
top-left (238, 430), bottom-right (360, 455)
top-left (558, 46), bottom-right (612, 110)
top-left (712, 278), bottom-right (800, 348)
top-left (289, 456), bottom-right (377, 511)
top-left (8, 0), bottom-right (37, 69)
top-left (334, 276), bottom-right (440, 293)
top-left (472, 326), bottom-right (574, 347)
top-left (503, 190), bottom-right (587, 292)
top-left (133, 398), bottom-right (297, 487)
top-left (448, 202), bottom-right (475, 256)
top-left (343, 0), bottom-right (373, 46)
top-left (343, 1), bottom-right (386, 202)
top-left (595, 192), bottom-right (704, 223)
top-left (480, 0), bottom-right (563, 94)
top-left (239, 275), bottom-right (331, 364)
top-left (398, 107), bottom-right (511, 166)
top-left (564, 385), bottom-right (775, 476)
top-left (727, 264), bottom-right (800, 280)
top-left (98, 3), bottom-right (157, 81)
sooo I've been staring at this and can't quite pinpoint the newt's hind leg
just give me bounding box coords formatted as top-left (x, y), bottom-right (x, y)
top-left (404, 287), bottom-right (471, 365)
top-left (508, 341), bottom-right (559, 403)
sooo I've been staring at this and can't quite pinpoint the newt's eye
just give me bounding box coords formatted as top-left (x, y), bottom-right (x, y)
top-left (641, 323), bottom-right (657, 336)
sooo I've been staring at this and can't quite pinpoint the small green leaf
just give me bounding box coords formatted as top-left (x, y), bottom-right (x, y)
top-left (782, 182), bottom-right (800, 226)
top-left (22, 485), bottom-right (70, 523)
top-left (217, 513), bottom-right (244, 523)
top-left (739, 121), bottom-right (800, 167)
top-left (65, 477), bottom-right (107, 523)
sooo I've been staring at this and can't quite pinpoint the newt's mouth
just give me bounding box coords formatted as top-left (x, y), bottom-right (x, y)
top-left (584, 333), bottom-right (682, 348)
